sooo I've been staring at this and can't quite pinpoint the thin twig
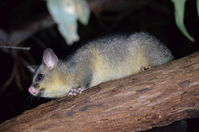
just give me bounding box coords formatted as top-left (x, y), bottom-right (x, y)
top-left (0, 45), bottom-right (31, 50)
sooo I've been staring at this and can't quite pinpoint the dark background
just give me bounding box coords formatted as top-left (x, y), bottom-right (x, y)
top-left (0, 0), bottom-right (198, 131)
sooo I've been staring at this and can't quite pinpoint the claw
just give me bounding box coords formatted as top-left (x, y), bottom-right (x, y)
top-left (67, 87), bottom-right (86, 96)
top-left (140, 66), bottom-right (151, 72)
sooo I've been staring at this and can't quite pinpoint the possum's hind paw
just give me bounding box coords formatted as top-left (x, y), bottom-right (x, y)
top-left (67, 87), bottom-right (86, 96)
top-left (140, 66), bottom-right (151, 72)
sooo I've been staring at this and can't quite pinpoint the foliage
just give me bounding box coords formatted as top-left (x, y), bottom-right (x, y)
top-left (197, 0), bottom-right (199, 16)
top-left (171, 0), bottom-right (197, 42)
top-left (47, 0), bottom-right (90, 45)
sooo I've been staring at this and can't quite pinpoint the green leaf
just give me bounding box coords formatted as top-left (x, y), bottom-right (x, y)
top-left (74, 0), bottom-right (90, 25)
top-left (197, 0), bottom-right (199, 16)
top-left (47, 0), bottom-right (90, 45)
top-left (171, 0), bottom-right (195, 42)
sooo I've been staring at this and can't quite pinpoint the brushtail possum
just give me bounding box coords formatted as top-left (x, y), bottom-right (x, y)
top-left (28, 32), bottom-right (173, 98)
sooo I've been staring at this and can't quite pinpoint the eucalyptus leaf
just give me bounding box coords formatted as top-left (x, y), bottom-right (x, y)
top-left (47, 0), bottom-right (90, 45)
top-left (197, 0), bottom-right (199, 16)
top-left (74, 0), bottom-right (90, 25)
top-left (171, 0), bottom-right (195, 42)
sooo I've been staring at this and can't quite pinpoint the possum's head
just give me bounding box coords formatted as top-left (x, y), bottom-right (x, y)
top-left (28, 49), bottom-right (70, 98)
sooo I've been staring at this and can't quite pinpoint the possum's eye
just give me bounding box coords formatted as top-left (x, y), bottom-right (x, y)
top-left (36, 74), bottom-right (45, 82)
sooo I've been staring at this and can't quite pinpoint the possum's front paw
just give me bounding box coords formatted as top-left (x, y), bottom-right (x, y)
top-left (67, 87), bottom-right (86, 96)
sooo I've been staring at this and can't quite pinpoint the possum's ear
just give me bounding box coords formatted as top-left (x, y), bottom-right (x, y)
top-left (27, 65), bottom-right (37, 73)
top-left (43, 48), bottom-right (59, 69)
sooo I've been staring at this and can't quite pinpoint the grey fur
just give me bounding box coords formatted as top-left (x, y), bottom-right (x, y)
top-left (60, 32), bottom-right (173, 88)
top-left (66, 32), bottom-right (173, 67)
top-left (29, 32), bottom-right (173, 98)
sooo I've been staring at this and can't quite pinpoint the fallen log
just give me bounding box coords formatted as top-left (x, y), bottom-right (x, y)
top-left (0, 52), bottom-right (199, 132)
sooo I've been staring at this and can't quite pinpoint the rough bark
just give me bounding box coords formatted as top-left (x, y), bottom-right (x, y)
top-left (1, 52), bottom-right (199, 132)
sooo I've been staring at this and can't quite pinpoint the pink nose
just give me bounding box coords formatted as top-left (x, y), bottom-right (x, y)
top-left (28, 87), bottom-right (40, 96)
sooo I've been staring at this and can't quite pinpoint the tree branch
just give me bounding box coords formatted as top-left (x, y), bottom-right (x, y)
top-left (1, 52), bottom-right (199, 132)
top-left (0, 15), bottom-right (54, 46)
top-left (0, 0), bottom-right (150, 46)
